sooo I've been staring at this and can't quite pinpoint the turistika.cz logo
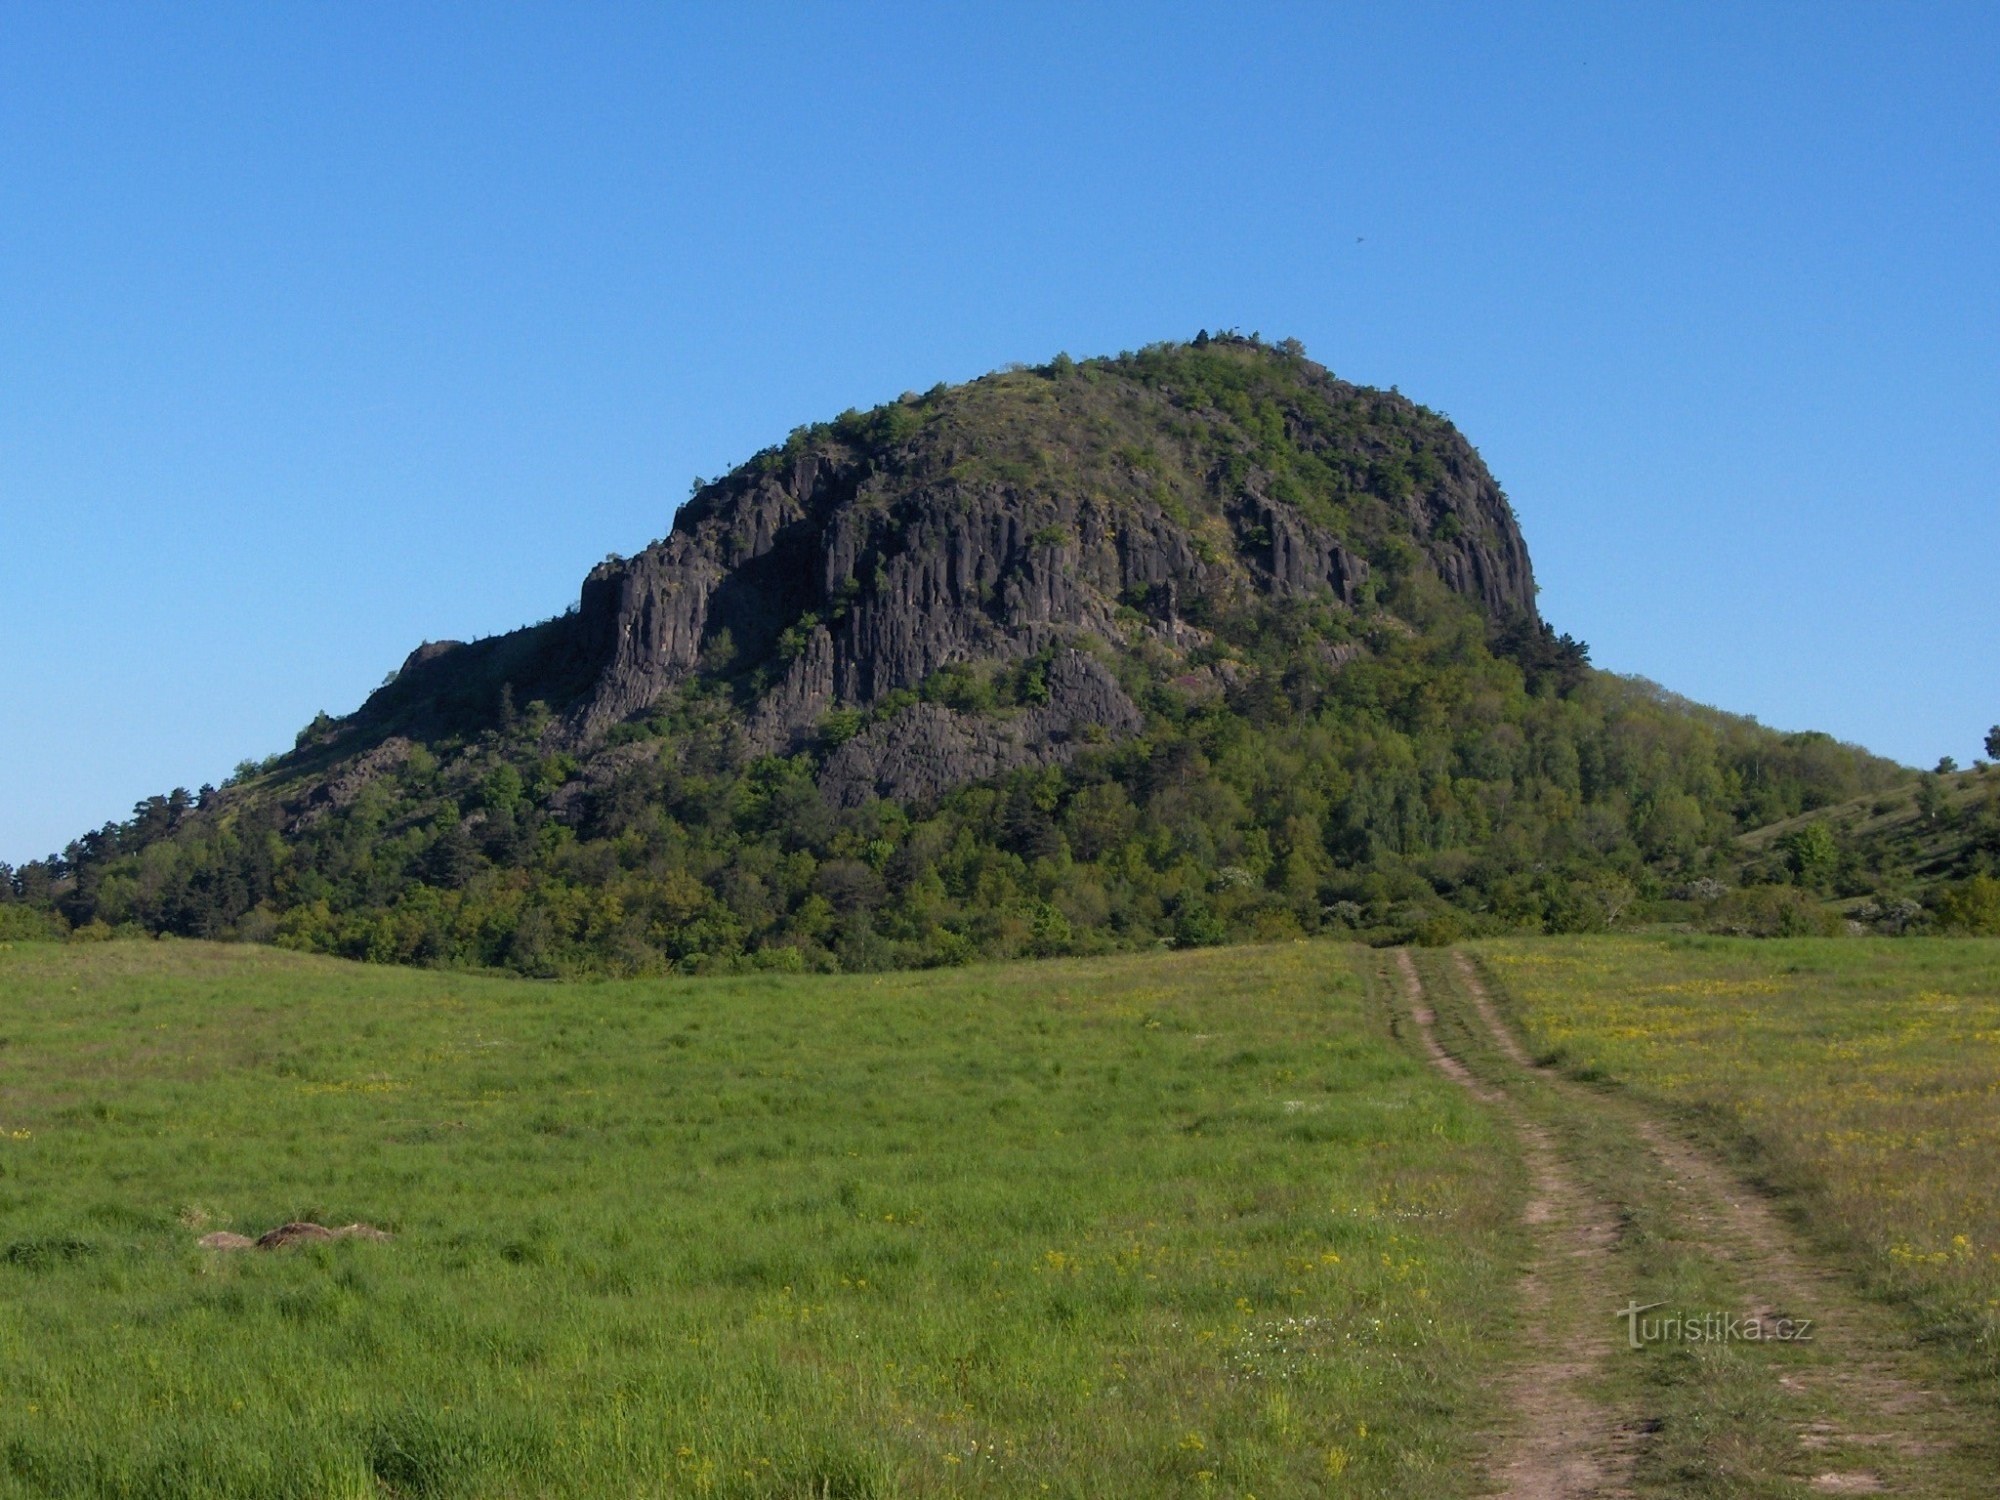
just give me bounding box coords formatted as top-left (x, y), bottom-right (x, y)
top-left (1615, 1300), bottom-right (1814, 1350)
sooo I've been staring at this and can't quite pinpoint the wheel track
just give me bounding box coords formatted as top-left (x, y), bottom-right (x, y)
top-left (1449, 950), bottom-right (1988, 1497)
top-left (1389, 949), bottom-right (1636, 1498)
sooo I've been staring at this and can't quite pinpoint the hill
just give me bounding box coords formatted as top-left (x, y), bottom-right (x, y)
top-left (3, 336), bottom-right (1916, 973)
top-left (1733, 764), bottom-right (2000, 925)
top-left (309, 330), bottom-right (1539, 790)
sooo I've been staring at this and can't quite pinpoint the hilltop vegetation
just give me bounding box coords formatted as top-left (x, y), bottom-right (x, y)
top-left (2, 337), bottom-right (1921, 976)
top-left (3, 635), bottom-right (1904, 977)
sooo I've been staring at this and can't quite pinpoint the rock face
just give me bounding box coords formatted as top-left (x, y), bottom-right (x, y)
top-left (288, 737), bottom-right (415, 829)
top-left (346, 337), bottom-right (1540, 805)
top-left (820, 651), bottom-right (1143, 808)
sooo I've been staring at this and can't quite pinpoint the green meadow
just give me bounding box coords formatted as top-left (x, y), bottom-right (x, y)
top-left (0, 939), bottom-right (1519, 1498)
top-left (1479, 935), bottom-right (2000, 1392)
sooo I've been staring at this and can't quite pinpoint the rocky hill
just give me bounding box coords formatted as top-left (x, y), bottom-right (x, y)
top-left (7, 336), bottom-right (1924, 972)
top-left (344, 334), bottom-right (1536, 801)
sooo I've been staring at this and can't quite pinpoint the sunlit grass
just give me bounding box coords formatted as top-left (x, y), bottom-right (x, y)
top-left (1478, 935), bottom-right (2000, 1392)
top-left (0, 938), bottom-right (1519, 1497)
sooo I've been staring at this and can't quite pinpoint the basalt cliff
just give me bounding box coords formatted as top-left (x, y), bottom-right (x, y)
top-left (338, 334), bottom-right (1537, 809)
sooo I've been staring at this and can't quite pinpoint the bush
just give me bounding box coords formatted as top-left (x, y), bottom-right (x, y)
top-left (1933, 875), bottom-right (2000, 935)
top-left (1700, 885), bottom-right (1843, 938)
top-left (1171, 899), bottom-right (1228, 949)
top-left (1411, 910), bottom-right (1466, 947)
top-left (0, 905), bottom-right (66, 942)
top-left (1779, 822), bottom-right (1839, 889)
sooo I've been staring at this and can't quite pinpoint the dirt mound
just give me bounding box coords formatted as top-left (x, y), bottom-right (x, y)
top-left (256, 1222), bottom-right (336, 1248)
top-left (197, 1221), bottom-right (395, 1251)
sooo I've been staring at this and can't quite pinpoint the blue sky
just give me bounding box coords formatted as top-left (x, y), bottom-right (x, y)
top-left (3, 3), bottom-right (1996, 864)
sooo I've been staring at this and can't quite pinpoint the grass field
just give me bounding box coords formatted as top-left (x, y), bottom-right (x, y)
top-left (0, 939), bottom-right (1521, 1498)
top-left (1478, 935), bottom-right (2000, 1392)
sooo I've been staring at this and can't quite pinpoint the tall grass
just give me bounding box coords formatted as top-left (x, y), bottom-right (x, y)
top-left (1478, 935), bottom-right (2000, 1391)
top-left (0, 938), bottom-right (1518, 1497)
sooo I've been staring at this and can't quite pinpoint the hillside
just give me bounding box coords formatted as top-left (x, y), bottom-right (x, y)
top-left (3, 336), bottom-right (1916, 973)
top-left (1734, 764), bottom-right (2000, 916)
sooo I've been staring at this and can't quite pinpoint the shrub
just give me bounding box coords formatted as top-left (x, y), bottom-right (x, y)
top-left (1412, 910), bottom-right (1466, 946)
top-left (1779, 822), bottom-right (1839, 888)
top-left (0, 906), bottom-right (66, 942)
top-left (1700, 885), bottom-right (1843, 938)
top-left (1933, 875), bottom-right (2000, 935)
top-left (1171, 899), bottom-right (1228, 949)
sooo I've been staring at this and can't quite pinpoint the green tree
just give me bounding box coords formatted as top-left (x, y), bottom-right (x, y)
top-left (1934, 875), bottom-right (2000, 935)
top-left (1915, 775), bottom-right (1949, 823)
top-left (1780, 821), bottom-right (1840, 889)
top-left (1986, 725), bottom-right (2000, 761)
top-left (479, 764), bottom-right (524, 815)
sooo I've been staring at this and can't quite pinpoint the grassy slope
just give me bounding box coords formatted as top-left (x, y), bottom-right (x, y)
top-left (1734, 765), bottom-right (1996, 889)
top-left (0, 939), bottom-right (1518, 1499)
top-left (1477, 935), bottom-right (2000, 1394)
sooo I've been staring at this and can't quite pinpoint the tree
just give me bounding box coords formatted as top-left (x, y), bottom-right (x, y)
top-left (1987, 725), bottom-right (2000, 761)
top-left (479, 764), bottom-right (524, 815)
top-left (423, 821), bottom-right (482, 891)
top-left (14, 861), bottom-right (54, 905)
top-left (1915, 775), bottom-right (1949, 823)
top-left (1934, 875), bottom-right (2000, 935)
top-left (1780, 821), bottom-right (1839, 889)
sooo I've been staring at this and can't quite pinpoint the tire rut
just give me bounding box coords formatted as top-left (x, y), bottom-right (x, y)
top-left (1450, 951), bottom-right (1984, 1496)
top-left (1390, 950), bottom-right (1636, 1498)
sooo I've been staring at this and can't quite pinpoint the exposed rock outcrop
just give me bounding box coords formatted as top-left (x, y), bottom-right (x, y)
top-left (334, 336), bottom-right (1541, 806)
top-left (287, 738), bottom-right (415, 829)
top-left (820, 650), bottom-right (1143, 807)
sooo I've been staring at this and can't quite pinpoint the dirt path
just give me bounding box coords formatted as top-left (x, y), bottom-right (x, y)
top-left (1389, 951), bottom-right (1636, 1498)
top-left (1447, 950), bottom-right (1988, 1497)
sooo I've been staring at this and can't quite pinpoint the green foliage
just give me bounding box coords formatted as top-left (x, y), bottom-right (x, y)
top-left (478, 764), bottom-right (524, 815)
top-left (1699, 884), bottom-right (1844, 938)
top-left (817, 708), bottom-right (864, 748)
top-left (1933, 875), bottom-right (2000, 935)
top-left (1170, 897), bottom-right (1227, 949)
top-left (19, 590), bottom-right (1913, 976)
top-left (0, 904), bottom-right (67, 942)
top-left (1916, 774), bottom-right (1950, 823)
top-left (918, 660), bottom-right (996, 713)
top-left (1779, 820), bottom-right (1840, 889)
top-left (774, 614), bottom-right (822, 665)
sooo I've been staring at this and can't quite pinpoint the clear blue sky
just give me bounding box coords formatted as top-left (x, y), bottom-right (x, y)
top-left (4, 3), bottom-right (1996, 864)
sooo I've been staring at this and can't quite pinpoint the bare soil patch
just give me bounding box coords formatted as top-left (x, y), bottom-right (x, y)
top-left (1392, 950), bottom-right (1635, 1498)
